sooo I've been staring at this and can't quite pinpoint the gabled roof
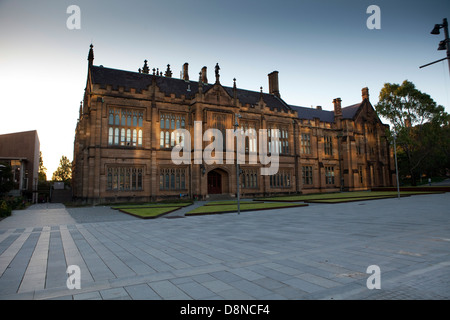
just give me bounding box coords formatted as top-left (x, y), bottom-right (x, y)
top-left (90, 65), bottom-right (292, 112)
top-left (342, 102), bottom-right (362, 119)
top-left (289, 105), bottom-right (335, 123)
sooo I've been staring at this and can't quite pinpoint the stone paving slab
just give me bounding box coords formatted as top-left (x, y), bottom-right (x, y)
top-left (0, 193), bottom-right (449, 300)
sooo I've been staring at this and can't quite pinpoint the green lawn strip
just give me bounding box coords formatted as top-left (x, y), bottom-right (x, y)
top-left (305, 196), bottom-right (398, 203)
top-left (111, 202), bottom-right (192, 210)
top-left (204, 200), bottom-right (255, 206)
top-left (119, 206), bottom-right (182, 219)
top-left (254, 191), bottom-right (439, 202)
top-left (186, 202), bottom-right (308, 216)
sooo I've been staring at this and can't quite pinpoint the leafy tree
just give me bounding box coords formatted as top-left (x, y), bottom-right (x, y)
top-left (0, 162), bottom-right (14, 195)
top-left (52, 155), bottom-right (72, 184)
top-left (38, 151), bottom-right (47, 182)
top-left (375, 80), bottom-right (448, 185)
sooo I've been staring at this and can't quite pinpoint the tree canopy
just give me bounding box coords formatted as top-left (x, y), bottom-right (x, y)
top-left (375, 80), bottom-right (449, 185)
top-left (52, 155), bottom-right (72, 184)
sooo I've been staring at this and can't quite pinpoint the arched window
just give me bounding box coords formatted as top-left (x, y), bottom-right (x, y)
top-left (108, 128), bottom-right (113, 145)
top-left (121, 129), bottom-right (125, 145)
top-left (138, 129), bottom-right (142, 146)
top-left (181, 173), bottom-right (185, 189)
top-left (165, 131), bottom-right (169, 147)
top-left (109, 111), bottom-right (114, 125)
top-left (114, 128), bottom-right (119, 145)
top-left (159, 173), bottom-right (164, 190)
top-left (160, 132), bottom-right (164, 148)
top-left (171, 132), bottom-right (175, 147)
top-left (170, 172), bottom-right (175, 189)
top-left (132, 129), bottom-right (137, 146)
top-left (127, 129), bottom-right (131, 145)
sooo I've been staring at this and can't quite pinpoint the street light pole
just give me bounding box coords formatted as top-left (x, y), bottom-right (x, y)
top-left (234, 113), bottom-right (241, 214)
top-left (420, 18), bottom-right (450, 76)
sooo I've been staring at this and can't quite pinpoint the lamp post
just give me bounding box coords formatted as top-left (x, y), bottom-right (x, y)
top-left (234, 113), bottom-right (241, 214)
top-left (392, 132), bottom-right (400, 199)
top-left (420, 18), bottom-right (450, 75)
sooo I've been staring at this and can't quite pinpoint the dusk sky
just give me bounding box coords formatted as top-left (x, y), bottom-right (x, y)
top-left (1, 0), bottom-right (449, 177)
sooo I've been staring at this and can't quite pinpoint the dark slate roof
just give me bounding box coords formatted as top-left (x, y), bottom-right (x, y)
top-left (289, 105), bottom-right (335, 123)
top-left (342, 103), bottom-right (362, 119)
top-left (90, 65), bottom-right (292, 112)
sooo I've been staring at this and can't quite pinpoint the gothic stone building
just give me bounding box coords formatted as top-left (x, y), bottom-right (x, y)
top-left (73, 45), bottom-right (395, 203)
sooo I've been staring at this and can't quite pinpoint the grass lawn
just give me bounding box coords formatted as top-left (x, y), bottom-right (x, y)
top-left (119, 206), bottom-right (182, 219)
top-left (255, 190), bottom-right (440, 202)
top-left (305, 196), bottom-right (398, 203)
top-left (186, 202), bottom-right (308, 216)
top-left (111, 202), bottom-right (192, 210)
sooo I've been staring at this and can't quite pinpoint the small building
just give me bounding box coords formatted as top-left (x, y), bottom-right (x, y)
top-left (0, 130), bottom-right (40, 203)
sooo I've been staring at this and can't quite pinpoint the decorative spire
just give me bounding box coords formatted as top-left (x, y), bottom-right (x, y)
top-left (215, 63), bottom-right (220, 84)
top-left (88, 44), bottom-right (94, 67)
top-left (142, 60), bottom-right (149, 74)
top-left (165, 64), bottom-right (172, 78)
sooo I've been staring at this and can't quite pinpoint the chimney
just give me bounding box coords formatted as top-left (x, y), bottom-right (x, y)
top-left (316, 106), bottom-right (322, 110)
top-left (362, 87), bottom-right (369, 100)
top-left (201, 66), bottom-right (208, 83)
top-left (333, 98), bottom-right (342, 118)
top-left (268, 71), bottom-right (280, 98)
top-left (182, 63), bottom-right (189, 81)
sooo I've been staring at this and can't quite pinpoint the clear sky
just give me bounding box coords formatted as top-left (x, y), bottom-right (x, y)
top-left (1, 0), bottom-right (449, 177)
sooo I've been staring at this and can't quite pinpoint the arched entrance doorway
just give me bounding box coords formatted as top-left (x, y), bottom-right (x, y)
top-left (207, 170), bottom-right (222, 194)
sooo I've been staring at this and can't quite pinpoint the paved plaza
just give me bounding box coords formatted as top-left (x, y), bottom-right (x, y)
top-left (0, 192), bottom-right (449, 300)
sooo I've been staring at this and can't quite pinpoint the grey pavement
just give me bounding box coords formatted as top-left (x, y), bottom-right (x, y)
top-left (0, 193), bottom-right (449, 300)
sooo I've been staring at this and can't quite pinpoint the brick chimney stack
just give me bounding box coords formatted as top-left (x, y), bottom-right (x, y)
top-left (182, 63), bottom-right (189, 81)
top-left (333, 98), bottom-right (342, 118)
top-left (362, 87), bottom-right (369, 100)
top-left (201, 66), bottom-right (208, 84)
top-left (268, 71), bottom-right (280, 98)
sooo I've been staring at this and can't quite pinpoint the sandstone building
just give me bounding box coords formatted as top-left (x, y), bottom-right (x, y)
top-left (73, 45), bottom-right (395, 203)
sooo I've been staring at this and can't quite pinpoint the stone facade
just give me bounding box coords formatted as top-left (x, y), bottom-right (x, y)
top-left (73, 45), bottom-right (395, 203)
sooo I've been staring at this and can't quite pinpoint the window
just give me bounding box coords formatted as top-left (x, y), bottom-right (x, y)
top-left (324, 135), bottom-right (333, 156)
top-left (159, 168), bottom-right (187, 191)
top-left (301, 133), bottom-right (311, 154)
top-left (302, 166), bottom-right (313, 185)
top-left (325, 166), bottom-right (335, 185)
top-left (269, 170), bottom-right (292, 188)
top-left (107, 167), bottom-right (144, 191)
top-left (241, 169), bottom-right (258, 189)
top-left (108, 107), bottom-right (143, 147)
top-left (268, 125), bottom-right (288, 154)
top-left (160, 113), bottom-right (186, 149)
top-left (240, 122), bottom-right (257, 154)
top-left (359, 165), bottom-right (364, 184)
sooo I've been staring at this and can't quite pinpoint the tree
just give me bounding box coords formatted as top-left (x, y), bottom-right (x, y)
top-left (375, 80), bottom-right (448, 185)
top-left (52, 155), bottom-right (72, 184)
top-left (38, 151), bottom-right (47, 182)
top-left (0, 162), bottom-right (14, 195)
